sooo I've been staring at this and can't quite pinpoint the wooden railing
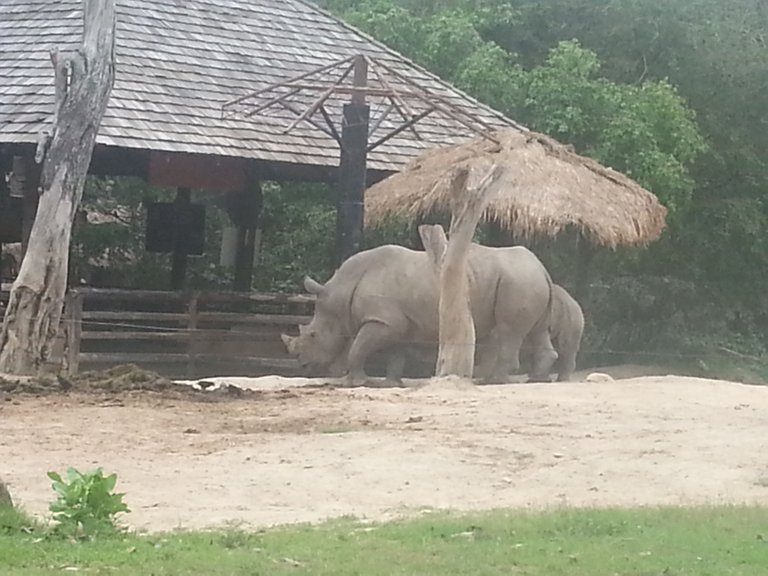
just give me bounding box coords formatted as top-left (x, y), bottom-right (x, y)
top-left (57, 288), bottom-right (316, 379)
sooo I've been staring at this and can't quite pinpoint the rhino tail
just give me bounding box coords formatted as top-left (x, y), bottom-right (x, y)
top-left (537, 268), bottom-right (556, 335)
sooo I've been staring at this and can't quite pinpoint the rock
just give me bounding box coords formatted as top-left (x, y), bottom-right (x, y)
top-left (585, 372), bottom-right (615, 384)
top-left (0, 478), bottom-right (13, 508)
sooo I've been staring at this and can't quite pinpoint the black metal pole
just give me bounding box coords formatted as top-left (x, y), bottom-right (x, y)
top-left (170, 187), bottom-right (191, 290)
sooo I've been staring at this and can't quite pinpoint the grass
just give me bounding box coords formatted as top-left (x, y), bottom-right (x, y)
top-left (1, 505), bottom-right (767, 575)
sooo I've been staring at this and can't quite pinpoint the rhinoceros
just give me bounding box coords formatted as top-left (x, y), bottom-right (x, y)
top-left (281, 243), bottom-right (557, 384)
top-left (520, 283), bottom-right (584, 382)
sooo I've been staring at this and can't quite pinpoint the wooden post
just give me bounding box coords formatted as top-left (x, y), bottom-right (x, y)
top-left (63, 290), bottom-right (83, 376)
top-left (424, 164), bottom-right (502, 378)
top-left (170, 187), bottom-right (191, 290)
top-left (0, 0), bottom-right (116, 375)
top-left (335, 54), bottom-right (369, 265)
top-left (230, 180), bottom-right (263, 292)
top-left (186, 292), bottom-right (199, 379)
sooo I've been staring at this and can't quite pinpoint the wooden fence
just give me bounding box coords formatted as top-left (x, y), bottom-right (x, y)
top-left (54, 288), bottom-right (315, 379)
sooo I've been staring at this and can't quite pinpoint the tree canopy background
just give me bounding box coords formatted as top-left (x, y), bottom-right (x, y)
top-left (70, 0), bottom-right (768, 377)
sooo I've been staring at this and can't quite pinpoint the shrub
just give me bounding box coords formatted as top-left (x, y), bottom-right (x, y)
top-left (47, 467), bottom-right (129, 539)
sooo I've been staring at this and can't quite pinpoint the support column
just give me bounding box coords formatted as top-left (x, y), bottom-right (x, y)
top-left (336, 55), bottom-right (370, 266)
top-left (228, 179), bottom-right (263, 292)
top-left (170, 187), bottom-right (191, 290)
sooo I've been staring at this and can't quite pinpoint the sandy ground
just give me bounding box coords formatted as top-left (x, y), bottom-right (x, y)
top-left (1, 368), bottom-right (767, 532)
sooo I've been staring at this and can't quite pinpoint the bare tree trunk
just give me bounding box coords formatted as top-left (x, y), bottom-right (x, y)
top-left (0, 478), bottom-right (12, 508)
top-left (424, 164), bottom-right (502, 378)
top-left (0, 0), bottom-right (116, 375)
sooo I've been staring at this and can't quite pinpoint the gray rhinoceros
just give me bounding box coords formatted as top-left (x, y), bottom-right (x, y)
top-left (281, 243), bottom-right (557, 384)
top-left (521, 283), bottom-right (584, 381)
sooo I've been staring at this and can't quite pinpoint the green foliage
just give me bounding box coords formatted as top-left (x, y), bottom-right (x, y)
top-left (254, 182), bottom-right (336, 291)
top-left (254, 182), bottom-right (414, 291)
top-left (517, 40), bottom-right (706, 213)
top-left (72, 176), bottom-right (235, 291)
top-left (47, 467), bottom-right (129, 539)
top-left (324, 2), bottom-right (706, 216)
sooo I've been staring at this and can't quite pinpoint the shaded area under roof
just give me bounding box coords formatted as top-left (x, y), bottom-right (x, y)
top-left (0, 0), bottom-right (520, 176)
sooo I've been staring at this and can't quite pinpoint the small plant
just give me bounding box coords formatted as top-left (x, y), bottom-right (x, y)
top-left (47, 467), bottom-right (130, 538)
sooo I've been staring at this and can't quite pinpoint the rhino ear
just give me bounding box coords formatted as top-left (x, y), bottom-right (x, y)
top-left (304, 276), bottom-right (325, 295)
top-left (281, 333), bottom-right (297, 354)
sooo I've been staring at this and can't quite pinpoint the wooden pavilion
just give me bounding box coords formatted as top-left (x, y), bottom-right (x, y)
top-left (0, 0), bottom-right (519, 291)
top-left (0, 0), bottom-right (524, 377)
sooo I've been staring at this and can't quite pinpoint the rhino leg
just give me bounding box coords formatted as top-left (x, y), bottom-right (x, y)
top-left (527, 329), bottom-right (558, 383)
top-left (553, 334), bottom-right (578, 381)
top-left (474, 335), bottom-right (500, 382)
top-left (346, 321), bottom-right (399, 386)
top-left (475, 328), bottom-right (521, 384)
top-left (384, 348), bottom-right (407, 386)
top-left (491, 329), bottom-right (524, 383)
top-left (555, 353), bottom-right (576, 382)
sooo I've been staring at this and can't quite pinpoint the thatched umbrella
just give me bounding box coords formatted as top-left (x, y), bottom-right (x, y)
top-left (364, 128), bottom-right (667, 249)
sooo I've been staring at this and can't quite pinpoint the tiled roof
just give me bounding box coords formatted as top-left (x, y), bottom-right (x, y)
top-left (0, 0), bottom-right (523, 174)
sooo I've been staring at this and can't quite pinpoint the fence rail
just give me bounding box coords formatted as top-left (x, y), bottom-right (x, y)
top-left (54, 287), bottom-right (316, 379)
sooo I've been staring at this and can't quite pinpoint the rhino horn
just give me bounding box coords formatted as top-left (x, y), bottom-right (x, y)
top-left (281, 333), bottom-right (298, 354)
top-left (303, 276), bottom-right (325, 295)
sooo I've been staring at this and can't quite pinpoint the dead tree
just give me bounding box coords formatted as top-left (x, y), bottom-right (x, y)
top-left (0, 478), bottom-right (12, 508)
top-left (0, 0), bottom-right (116, 375)
top-left (420, 164), bottom-right (502, 378)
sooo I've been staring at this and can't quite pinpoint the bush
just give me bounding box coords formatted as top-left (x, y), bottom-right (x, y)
top-left (47, 467), bottom-right (130, 539)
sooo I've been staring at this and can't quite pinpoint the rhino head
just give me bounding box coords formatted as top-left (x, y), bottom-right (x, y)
top-left (280, 276), bottom-right (347, 372)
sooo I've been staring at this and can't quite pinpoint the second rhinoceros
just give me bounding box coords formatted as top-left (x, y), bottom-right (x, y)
top-left (281, 242), bottom-right (557, 384)
top-left (520, 283), bottom-right (585, 382)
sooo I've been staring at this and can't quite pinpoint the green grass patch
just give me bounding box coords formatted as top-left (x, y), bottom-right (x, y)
top-left (0, 506), bottom-right (42, 537)
top-left (0, 506), bottom-right (766, 575)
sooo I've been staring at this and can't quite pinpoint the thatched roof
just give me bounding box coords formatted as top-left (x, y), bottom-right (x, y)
top-left (364, 128), bottom-right (668, 248)
top-left (0, 0), bottom-right (516, 176)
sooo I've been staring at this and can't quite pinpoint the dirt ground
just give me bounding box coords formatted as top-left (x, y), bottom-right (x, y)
top-left (1, 366), bottom-right (767, 533)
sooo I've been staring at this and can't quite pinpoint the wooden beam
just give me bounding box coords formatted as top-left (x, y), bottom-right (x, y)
top-left (63, 290), bottom-right (83, 376)
top-left (148, 151), bottom-right (247, 192)
top-left (336, 55), bottom-right (370, 265)
top-left (351, 55), bottom-right (368, 106)
top-left (336, 102), bottom-right (369, 265)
